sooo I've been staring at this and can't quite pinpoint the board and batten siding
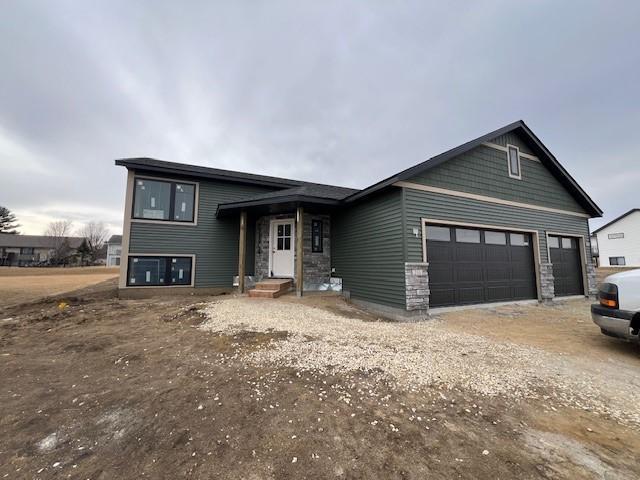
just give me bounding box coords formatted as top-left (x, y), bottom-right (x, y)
top-left (128, 174), bottom-right (274, 287)
top-left (402, 187), bottom-right (592, 265)
top-left (332, 189), bottom-right (406, 309)
top-left (409, 144), bottom-right (585, 215)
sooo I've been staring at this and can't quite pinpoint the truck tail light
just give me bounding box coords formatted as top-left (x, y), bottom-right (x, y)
top-left (598, 283), bottom-right (618, 309)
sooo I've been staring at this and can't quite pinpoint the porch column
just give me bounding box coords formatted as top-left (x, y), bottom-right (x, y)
top-left (296, 206), bottom-right (304, 297)
top-left (238, 210), bottom-right (247, 293)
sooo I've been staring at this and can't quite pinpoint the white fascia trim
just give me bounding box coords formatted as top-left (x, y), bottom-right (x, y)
top-left (395, 181), bottom-right (591, 218)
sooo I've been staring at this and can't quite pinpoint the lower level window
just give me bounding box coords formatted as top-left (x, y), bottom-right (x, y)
top-left (127, 256), bottom-right (193, 286)
top-left (609, 256), bottom-right (626, 266)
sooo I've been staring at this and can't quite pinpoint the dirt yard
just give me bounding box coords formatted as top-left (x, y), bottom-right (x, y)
top-left (0, 267), bottom-right (118, 306)
top-left (1, 283), bottom-right (639, 479)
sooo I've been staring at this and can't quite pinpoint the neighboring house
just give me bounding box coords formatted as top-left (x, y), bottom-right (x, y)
top-left (115, 120), bottom-right (602, 318)
top-left (592, 209), bottom-right (640, 267)
top-left (0, 234), bottom-right (84, 266)
top-left (106, 235), bottom-right (122, 266)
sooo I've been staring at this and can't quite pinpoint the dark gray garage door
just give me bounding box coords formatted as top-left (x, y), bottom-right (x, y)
top-left (426, 225), bottom-right (537, 308)
top-left (549, 235), bottom-right (584, 296)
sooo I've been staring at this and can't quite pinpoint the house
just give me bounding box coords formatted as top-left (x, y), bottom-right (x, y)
top-left (592, 209), bottom-right (640, 267)
top-left (0, 234), bottom-right (84, 266)
top-left (106, 235), bottom-right (122, 266)
top-left (115, 120), bottom-right (602, 318)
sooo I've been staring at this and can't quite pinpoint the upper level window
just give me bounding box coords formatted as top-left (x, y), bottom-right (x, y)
top-left (133, 178), bottom-right (196, 222)
top-left (607, 232), bottom-right (624, 240)
top-left (507, 145), bottom-right (522, 179)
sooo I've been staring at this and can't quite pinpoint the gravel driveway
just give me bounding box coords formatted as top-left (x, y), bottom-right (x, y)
top-left (201, 296), bottom-right (640, 426)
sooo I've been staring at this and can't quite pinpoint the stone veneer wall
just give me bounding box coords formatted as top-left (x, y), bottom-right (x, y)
top-left (405, 262), bottom-right (429, 311)
top-left (254, 213), bottom-right (332, 289)
top-left (539, 262), bottom-right (555, 303)
top-left (586, 262), bottom-right (597, 296)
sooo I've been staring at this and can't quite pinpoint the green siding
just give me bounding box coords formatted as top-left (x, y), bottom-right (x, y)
top-left (332, 189), bottom-right (406, 309)
top-left (403, 187), bottom-right (592, 264)
top-left (128, 174), bottom-right (274, 287)
top-left (409, 141), bottom-right (586, 215)
top-left (491, 132), bottom-right (536, 156)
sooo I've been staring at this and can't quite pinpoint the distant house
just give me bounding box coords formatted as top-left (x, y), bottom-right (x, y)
top-left (592, 209), bottom-right (640, 267)
top-left (106, 235), bottom-right (122, 266)
top-left (0, 234), bottom-right (84, 266)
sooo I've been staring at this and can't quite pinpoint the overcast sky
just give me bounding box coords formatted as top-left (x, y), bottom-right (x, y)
top-left (1, 0), bottom-right (638, 235)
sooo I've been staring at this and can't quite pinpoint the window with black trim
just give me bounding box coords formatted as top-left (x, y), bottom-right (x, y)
top-left (312, 219), bottom-right (323, 253)
top-left (133, 178), bottom-right (196, 222)
top-left (609, 256), bottom-right (626, 266)
top-left (507, 145), bottom-right (521, 179)
top-left (127, 256), bottom-right (193, 286)
top-left (608, 232), bottom-right (624, 240)
top-left (20, 247), bottom-right (35, 255)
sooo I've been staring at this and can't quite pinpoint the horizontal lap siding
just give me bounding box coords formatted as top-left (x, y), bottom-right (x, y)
top-left (332, 189), bottom-right (406, 308)
top-left (491, 132), bottom-right (536, 156)
top-left (410, 144), bottom-right (585, 214)
top-left (403, 188), bottom-right (592, 264)
top-left (128, 177), bottom-right (274, 287)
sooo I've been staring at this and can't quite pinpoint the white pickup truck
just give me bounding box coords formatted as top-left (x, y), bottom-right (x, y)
top-left (591, 269), bottom-right (640, 342)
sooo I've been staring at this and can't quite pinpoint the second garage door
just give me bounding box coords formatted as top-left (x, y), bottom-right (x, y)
top-left (426, 225), bottom-right (537, 308)
top-left (549, 235), bottom-right (584, 296)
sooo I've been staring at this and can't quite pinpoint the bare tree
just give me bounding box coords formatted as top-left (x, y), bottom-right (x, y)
top-left (77, 221), bottom-right (109, 263)
top-left (45, 220), bottom-right (74, 265)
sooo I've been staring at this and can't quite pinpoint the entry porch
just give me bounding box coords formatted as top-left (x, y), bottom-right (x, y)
top-left (217, 193), bottom-right (342, 297)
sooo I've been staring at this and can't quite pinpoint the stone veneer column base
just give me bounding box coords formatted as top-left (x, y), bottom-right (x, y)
top-left (405, 262), bottom-right (429, 312)
top-left (539, 262), bottom-right (555, 303)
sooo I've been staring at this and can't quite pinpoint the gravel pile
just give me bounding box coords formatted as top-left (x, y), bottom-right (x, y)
top-left (200, 298), bottom-right (639, 425)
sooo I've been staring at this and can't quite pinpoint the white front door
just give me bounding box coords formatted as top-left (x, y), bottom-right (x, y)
top-left (270, 219), bottom-right (295, 277)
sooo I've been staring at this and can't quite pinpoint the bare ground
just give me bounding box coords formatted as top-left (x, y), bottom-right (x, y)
top-left (0, 267), bottom-right (118, 306)
top-left (1, 283), bottom-right (639, 479)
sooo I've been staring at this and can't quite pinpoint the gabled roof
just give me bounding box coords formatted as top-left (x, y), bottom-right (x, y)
top-left (116, 120), bottom-right (602, 218)
top-left (342, 120), bottom-right (603, 217)
top-left (0, 234), bottom-right (84, 249)
top-left (592, 209), bottom-right (639, 234)
top-left (115, 157), bottom-right (357, 191)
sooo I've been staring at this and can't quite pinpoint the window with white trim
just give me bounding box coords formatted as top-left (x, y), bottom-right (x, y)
top-left (507, 145), bottom-right (522, 179)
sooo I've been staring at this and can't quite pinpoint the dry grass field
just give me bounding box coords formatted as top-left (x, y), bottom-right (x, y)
top-left (0, 267), bottom-right (119, 306)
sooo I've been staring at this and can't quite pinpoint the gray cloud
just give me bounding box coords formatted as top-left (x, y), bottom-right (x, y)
top-left (1, 0), bottom-right (639, 234)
